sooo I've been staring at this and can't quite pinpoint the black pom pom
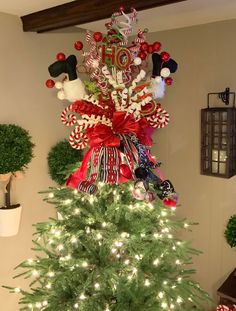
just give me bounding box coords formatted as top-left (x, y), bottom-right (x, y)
top-left (135, 167), bottom-right (148, 179)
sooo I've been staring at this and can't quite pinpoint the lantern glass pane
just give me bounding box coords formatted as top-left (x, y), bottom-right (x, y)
top-left (221, 136), bottom-right (227, 147)
top-left (214, 125), bottom-right (219, 133)
top-left (222, 125), bottom-right (227, 133)
top-left (212, 162), bottom-right (218, 173)
top-left (213, 137), bottom-right (219, 146)
top-left (213, 112), bottom-right (219, 121)
top-left (212, 150), bottom-right (218, 161)
top-left (219, 162), bottom-right (226, 174)
top-left (222, 112), bottom-right (227, 121)
top-left (219, 150), bottom-right (227, 162)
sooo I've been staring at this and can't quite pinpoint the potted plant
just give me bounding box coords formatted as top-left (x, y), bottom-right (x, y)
top-left (225, 215), bottom-right (236, 248)
top-left (0, 124), bottom-right (34, 237)
top-left (47, 139), bottom-right (83, 219)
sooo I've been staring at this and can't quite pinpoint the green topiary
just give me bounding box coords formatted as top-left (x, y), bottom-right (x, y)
top-left (47, 140), bottom-right (83, 185)
top-left (0, 124), bottom-right (34, 174)
top-left (224, 215), bottom-right (236, 248)
top-left (0, 124), bottom-right (34, 208)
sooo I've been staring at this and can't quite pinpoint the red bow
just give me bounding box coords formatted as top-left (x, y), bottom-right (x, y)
top-left (87, 111), bottom-right (153, 147)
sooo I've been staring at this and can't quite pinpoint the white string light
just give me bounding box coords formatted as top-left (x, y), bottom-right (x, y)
top-left (14, 288), bottom-right (21, 293)
top-left (32, 270), bottom-right (40, 277)
top-left (153, 258), bottom-right (160, 266)
top-left (79, 293), bottom-right (86, 300)
top-left (158, 292), bottom-right (164, 299)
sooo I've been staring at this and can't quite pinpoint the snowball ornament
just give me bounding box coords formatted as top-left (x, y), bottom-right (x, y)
top-left (160, 68), bottom-right (171, 78)
top-left (55, 81), bottom-right (63, 89)
top-left (57, 90), bottom-right (65, 100)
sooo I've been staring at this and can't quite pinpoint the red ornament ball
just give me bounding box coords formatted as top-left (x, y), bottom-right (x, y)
top-left (74, 41), bottom-right (83, 51)
top-left (56, 53), bottom-right (66, 61)
top-left (163, 197), bottom-right (177, 208)
top-left (120, 164), bottom-right (132, 180)
top-left (140, 42), bottom-right (149, 52)
top-left (138, 51), bottom-right (147, 60)
top-left (152, 41), bottom-right (162, 52)
top-left (161, 51), bottom-right (170, 62)
top-left (45, 79), bottom-right (55, 88)
top-left (165, 77), bottom-right (173, 86)
top-left (93, 32), bottom-right (103, 42)
top-left (147, 45), bottom-right (153, 54)
top-left (119, 5), bottom-right (125, 11)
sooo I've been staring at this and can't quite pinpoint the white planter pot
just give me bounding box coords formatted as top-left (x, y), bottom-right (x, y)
top-left (0, 205), bottom-right (22, 237)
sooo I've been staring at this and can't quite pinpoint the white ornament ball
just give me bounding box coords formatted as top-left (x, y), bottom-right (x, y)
top-left (55, 81), bottom-right (63, 89)
top-left (154, 76), bottom-right (162, 83)
top-left (160, 68), bottom-right (171, 78)
top-left (134, 57), bottom-right (142, 66)
top-left (57, 90), bottom-right (65, 100)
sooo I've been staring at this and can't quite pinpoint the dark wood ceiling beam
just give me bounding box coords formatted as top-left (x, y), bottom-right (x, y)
top-left (21, 0), bottom-right (187, 33)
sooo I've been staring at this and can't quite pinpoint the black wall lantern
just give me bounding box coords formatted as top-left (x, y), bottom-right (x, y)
top-left (201, 88), bottom-right (236, 178)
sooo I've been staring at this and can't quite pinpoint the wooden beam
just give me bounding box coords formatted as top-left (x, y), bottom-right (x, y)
top-left (21, 0), bottom-right (187, 33)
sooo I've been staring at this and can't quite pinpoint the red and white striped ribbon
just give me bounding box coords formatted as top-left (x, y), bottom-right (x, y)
top-left (61, 104), bottom-right (77, 126)
top-left (69, 123), bottom-right (93, 150)
top-left (146, 106), bottom-right (170, 129)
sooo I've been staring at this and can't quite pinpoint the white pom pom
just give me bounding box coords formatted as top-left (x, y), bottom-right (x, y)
top-left (134, 57), bottom-right (142, 66)
top-left (55, 81), bottom-right (63, 90)
top-left (57, 90), bottom-right (65, 100)
top-left (161, 68), bottom-right (170, 78)
top-left (154, 76), bottom-right (162, 83)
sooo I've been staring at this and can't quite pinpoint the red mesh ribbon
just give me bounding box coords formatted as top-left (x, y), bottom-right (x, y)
top-left (87, 111), bottom-right (153, 147)
top-left (66, 112), bottom-right (154, 191)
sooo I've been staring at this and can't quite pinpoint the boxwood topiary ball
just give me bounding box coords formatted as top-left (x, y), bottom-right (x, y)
top-left (47, 140), bottom-right (83, 185)
top-left (224, 215), bottom-right (236, 248)
top-left (0, 124), bottom-right (34, 174)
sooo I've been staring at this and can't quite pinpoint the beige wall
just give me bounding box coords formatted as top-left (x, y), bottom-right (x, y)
top-left (147, 19), bottom-right (236, 303)
top-left (0, 12), bottom-right (85, 311)
top-left (0, 11), bottom-right (236, 311)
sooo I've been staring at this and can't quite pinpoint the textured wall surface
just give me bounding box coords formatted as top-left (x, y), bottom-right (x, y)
top-left (0, 12), bottom-right (84, 311)
top-left (148, 18), bottom-right (236, 305)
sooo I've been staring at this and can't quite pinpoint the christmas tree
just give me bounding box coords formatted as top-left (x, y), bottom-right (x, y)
top-left (6, 7), bottom-right (211, 311)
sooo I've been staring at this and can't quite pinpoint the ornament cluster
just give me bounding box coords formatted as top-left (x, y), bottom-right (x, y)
top-left (46, 7), bottom-right (178, 207)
